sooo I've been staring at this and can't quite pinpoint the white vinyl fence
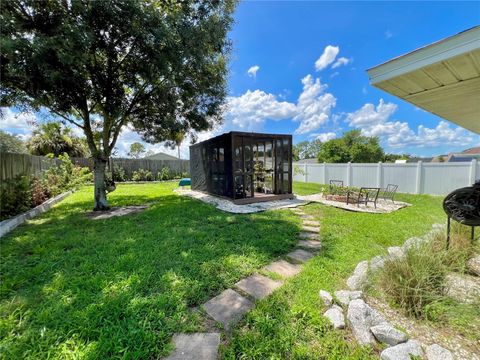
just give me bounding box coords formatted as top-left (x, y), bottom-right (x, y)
top-left (293, 160), bottom-right (479, 195)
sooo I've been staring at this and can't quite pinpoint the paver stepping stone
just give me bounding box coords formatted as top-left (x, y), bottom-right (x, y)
top-left (303, 220), bottom-right (320, 227)
top-left (301, 225), bottom-right (320, 233)
top-left (263, 260), bottom-right (301, 278)
top-left (297, 240), bottom-right (322, 250)
top-left (299, 232), bottom-right (320, 240)
top-left (203, 289), bottom-right (254, 330)
top-left (164, 333), bottom-right (220, 360)
top-left (235, 274), bottom-right (283, 300)
top-left (299, 214), bottom-right (315, 220)
top-left (287, 249), bottom-right (314, 264)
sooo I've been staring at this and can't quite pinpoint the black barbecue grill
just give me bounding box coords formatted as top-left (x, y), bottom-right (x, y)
top-left (443, 180), bottom-right (480, 248)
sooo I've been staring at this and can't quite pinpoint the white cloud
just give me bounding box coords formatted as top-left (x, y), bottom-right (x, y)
top-left (331, 57), bottom-right (351, 69)
top-left (315, 45), bottom-right (339, 71)
top-left (346, 99), bottom-right (479, 148)
top-left (293, 75), bottom-right (336, 134)
top-left (1, 108), bottom-right (37, 133)
top-left (247, 65), bottom-right (260, 79)
top-left (315, 132), bottom-right (336, 142)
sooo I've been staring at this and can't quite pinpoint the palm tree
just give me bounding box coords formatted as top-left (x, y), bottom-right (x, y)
top-left (27, 123), bottom-right (89, 157)
top-left (170, 131), bottom-right (185, 159)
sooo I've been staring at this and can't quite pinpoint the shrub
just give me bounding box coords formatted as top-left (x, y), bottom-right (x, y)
top-left (112, 164), bottom-right (127, 182)
top-left (158, 167), bottom-right (170, 181)
top-left (31, 177), bottom-right (50, 206)
top-left (378, 224), bottom-right (474, 319)
top-left (132, 168), bottom-right (153, 181)
top-left (181, 171), bottom-right (189, 178)
top-left (0, 175), bottom-right (32, 220)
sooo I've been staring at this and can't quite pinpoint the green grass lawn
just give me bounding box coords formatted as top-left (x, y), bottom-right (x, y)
top-left (0, 182), bottom-right (447, 359)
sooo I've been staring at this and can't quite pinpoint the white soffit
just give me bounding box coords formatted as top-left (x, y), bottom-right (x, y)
top-left (367, 26), bottom-right (480, 134)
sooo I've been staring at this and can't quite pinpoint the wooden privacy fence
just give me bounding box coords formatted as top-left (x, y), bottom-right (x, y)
top-left (0, 152), bottom-right (190, 182)
top-left (71, 157), bottom-right (190, 179)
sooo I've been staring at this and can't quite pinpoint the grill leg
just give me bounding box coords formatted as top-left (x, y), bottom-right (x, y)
top-left (446, 216), bottom-right (451, 250)
top-left (472, 226), bottom-right (475, 241)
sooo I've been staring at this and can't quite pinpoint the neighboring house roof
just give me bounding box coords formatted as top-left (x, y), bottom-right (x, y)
top-left (461, 146), bottom-right (480, 154)
top-left (296, 158), bottom-right (319, 164)
top-left (407, 157), bottom-right (433, 163)
top-left (143, 152), bottom-right (179, 161)
top-left (367, 26), bottom-right (480, 134)
top-left (448, 154), bottom-right (480, 162)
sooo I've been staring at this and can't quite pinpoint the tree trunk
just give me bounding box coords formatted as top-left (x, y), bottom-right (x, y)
top-left (93, 157), bottom-right (109, 211)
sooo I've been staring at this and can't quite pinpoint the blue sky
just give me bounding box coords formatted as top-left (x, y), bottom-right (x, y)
top-left (2, 1), bottom-right (479, 158)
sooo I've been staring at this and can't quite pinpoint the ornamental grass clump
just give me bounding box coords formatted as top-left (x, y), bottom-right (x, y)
top-left (379, 224), bottom-right (474, 319)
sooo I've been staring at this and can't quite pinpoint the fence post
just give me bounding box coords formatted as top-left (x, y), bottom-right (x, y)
top-left (377, 162), bottom-right (382, 188)
top-left (470, 159), bottom-right (477, 185)
top-left (347, 162), bottom-right (352, 187)
top-left (415, 161), bottom-right (423, 194)
top-left (323, 162), bottom-right (327, 184)
top-left (304, 162), bottom-right (308, 183)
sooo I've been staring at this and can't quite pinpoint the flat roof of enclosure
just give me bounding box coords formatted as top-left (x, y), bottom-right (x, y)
top-left (190, 131), bottom-right (292, 147)
top-left (367, 26), bottom-right (480, 134)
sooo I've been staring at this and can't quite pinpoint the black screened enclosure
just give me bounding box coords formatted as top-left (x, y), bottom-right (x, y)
top-left (190, 132), bottom-right (293, 204)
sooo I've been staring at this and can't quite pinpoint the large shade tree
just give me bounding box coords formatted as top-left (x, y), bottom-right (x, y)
top-left (1, 0), bottom-right (235, 210)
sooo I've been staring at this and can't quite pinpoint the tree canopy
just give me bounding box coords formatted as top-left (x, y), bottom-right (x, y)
top-left (0, 130), bottom-right (27, 153)
top-left (128, 142), bottom-right (146, 159)
top-left (1, 0), bottom-right (235, 210)
top-left (317, 130), bottom-right (384, 163)
top-left (293, 139), bottom-right (322, 161)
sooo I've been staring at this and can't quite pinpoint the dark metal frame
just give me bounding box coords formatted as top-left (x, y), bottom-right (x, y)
top-left (347, 187), bottom-right (380, 208)
top-left (190, 131), bottom-right (293, 204)
top-left (381, 184), bottom-right (398, 203)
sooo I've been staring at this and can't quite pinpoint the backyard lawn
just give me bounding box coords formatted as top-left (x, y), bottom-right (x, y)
top-left (0, 182), bottom-right (447, 359)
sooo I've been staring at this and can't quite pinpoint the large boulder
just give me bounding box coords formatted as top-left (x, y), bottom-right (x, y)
top-left (319, 290), bottom-right (333, 306)
top-left (323, 304), bottom-right (345, 329)
top-left (425, 344), bottom-right (453, 360)
top-left (403, 237), bottom-right (424, 251)
top-left (334, 290), bottom-right (363, 306)
top-left (380, 340), bottom-right (424, 360)
top-left (346, 261), bottom-right (369, 290)
top-left (370, 255), bottom-right (386, 272)
top-left (387, 246), bottom-right (404, 260)
top-left (347, 299), bottom-right (386, 345)
top-left (370, 324), bottom-right (408, 346)
top-left (444, 273), bottom-right (480, 304)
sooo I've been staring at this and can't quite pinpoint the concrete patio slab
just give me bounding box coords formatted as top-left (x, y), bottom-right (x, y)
top-left (263, 260), bottom-right (302, 278)
top-left (235, 274), bottom-right (283, 300)
top-left (164, 333), bottom-right (220, 360)
top-left (299, 232), bottom-right (320, 240)
top-left (203, 289), bottom-right (254, 330)
top-left (298, 240), bottom-right (322, 250)
top-left (301, 225), bottom-right (320, 233)
top-left (287, 249), bottom-right (315, 264)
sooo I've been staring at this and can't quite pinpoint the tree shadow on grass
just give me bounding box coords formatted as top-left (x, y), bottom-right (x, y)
top-left (0, 190), bottom-right (300, 359)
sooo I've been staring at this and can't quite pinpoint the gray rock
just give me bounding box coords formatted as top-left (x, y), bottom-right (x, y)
top-left (370, 324), bottom-right (408, 346)
top-left (444, 273), bottom-right (480, 304)
top-left (403, 237), bottom-right (424, 251)
top-left (467, 255), bottom-right (480, 277)
top-left (319, 290), bottom-right (333, 306)
top-left (324, 305), bottom-right (345, 329)
top-left (347, 261), bottom-right (369, 290)
top-left (432, 223), bottom-right (444, 230)
top-left (164, 333), bottom-right (220, 360)
top-left (425, 344), bottom-right (453, 360)
top-left (387, 246), bottom-right (404, 260)
top-left (370, 255), bottom-right (386, 272)
top-left (380, 340), bottom-right (424, 360)
top-left (334, 290), bottom-right (363, 306)
top-left (347, 299), bottom-right (387, 345)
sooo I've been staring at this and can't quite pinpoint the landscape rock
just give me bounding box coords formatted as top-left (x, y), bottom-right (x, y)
top-left (370, 324), bottom-right (408, 346)
top-left (323, 305), bottom-right (345, 329)
top-left (444, 272), bottom-right (480, 304)
top-left (319, 290), bottom-right (333, 306)
top-left (467, 255), bottom-right (480, 276)
top-left (403, 237), bottom-right (424, 251)
top-left (425, 344), bottom-right (453, 360)
top-left (387, 246), bottom-right (404, 260)
top-left (432, 223), bottom-right (444, 230)
top-left (380, 340), bottom-right (424, 360)
top-left (346, 261), bottom-right (369, 290)
top-left (370, 255), bottom-right (386, 272)
top-left (347, 299), bottom-right (387, 345)
top-left (334, 290), bottom-right (363, 306)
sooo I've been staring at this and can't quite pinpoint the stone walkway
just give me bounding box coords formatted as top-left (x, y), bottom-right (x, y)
top-left (163, 206), bottom-right (320, 359)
